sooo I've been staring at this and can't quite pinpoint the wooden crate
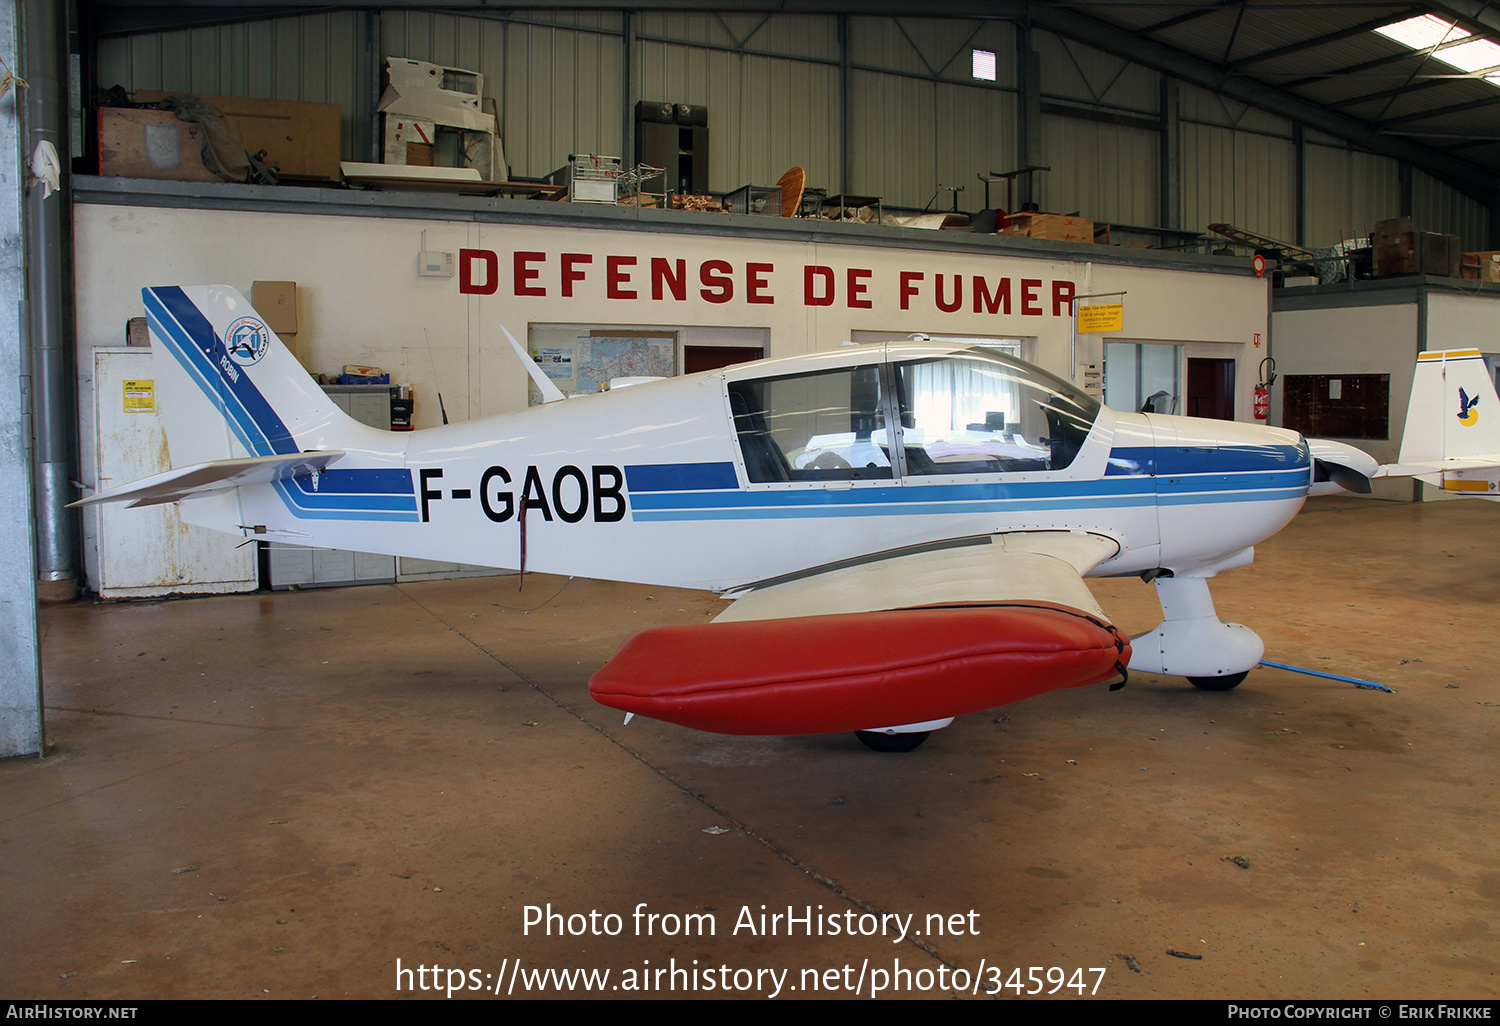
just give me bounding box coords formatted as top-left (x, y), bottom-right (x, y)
top-left (1374, 230), bottom-right (1461, 277)
top-left (98, 108), bottom-right (222, 182)
top-left (1001, 212), bottom-right (1095, 242)
top-left (104, 92), bottom-right (342, 181)
top-left (1462, 251), bottom-right (1500, 282)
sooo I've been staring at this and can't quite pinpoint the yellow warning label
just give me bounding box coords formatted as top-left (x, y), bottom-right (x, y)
top-left (123, 379), bottom-right (155, 414)
top-left (1077, 303), bottom-right (1124, 333)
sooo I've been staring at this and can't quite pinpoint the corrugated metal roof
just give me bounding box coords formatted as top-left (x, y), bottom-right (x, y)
top-left (83, 1), bottom-right (1500, 217)
top-left (1078, 1), bottom-right (1500, 195)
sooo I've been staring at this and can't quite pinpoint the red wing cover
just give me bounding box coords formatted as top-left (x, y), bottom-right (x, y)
top-left (589, 602), bottom-right (1129, 735)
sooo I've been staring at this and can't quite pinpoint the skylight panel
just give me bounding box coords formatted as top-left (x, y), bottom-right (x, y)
top-left (1374, 14), bottom-right (1469, 50)
top-left (972, 49), bottom-right (996, 81)
top-left (1375, 13), bottom-right (1500, 87)
top-left (1432, 37), bottom-right (1500, 73)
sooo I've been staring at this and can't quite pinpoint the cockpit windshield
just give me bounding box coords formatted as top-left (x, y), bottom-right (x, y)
top-left (894, 350), bottom-right (1100, 475)
top-left (728, 348), bottom-right (1101, 483)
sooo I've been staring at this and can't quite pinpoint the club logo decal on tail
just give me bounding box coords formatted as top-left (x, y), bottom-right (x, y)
top-left (1458, 387), bottom-right (1480, 427)
top-left (226, 317), bottom-right (271, 366)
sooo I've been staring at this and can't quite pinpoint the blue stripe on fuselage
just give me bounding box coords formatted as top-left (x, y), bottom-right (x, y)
top-left (1106, 444), bottom-right (1307, 476)
top-left (625, 462), bottom-right (739, 492)
top-left (624, 445), bottom-right (1311, 522)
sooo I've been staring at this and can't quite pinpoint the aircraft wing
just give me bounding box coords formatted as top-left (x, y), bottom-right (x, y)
top-left (70, 451), bottom-right (346, 508)
top-left (712, 530), bottom-right (1117, 622)
top-left (588, 531), bottom-right (1131, 736)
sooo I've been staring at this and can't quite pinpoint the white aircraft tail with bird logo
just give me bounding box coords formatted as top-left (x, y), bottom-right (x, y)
top-left (1390, 348), bottom-right (1500, 498)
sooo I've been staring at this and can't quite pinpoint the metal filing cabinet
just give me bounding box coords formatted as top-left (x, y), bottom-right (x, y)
top-left (90, 348), bottom-right (258, 599)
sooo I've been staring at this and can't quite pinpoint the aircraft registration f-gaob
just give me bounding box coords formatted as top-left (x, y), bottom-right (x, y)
top-left (76, 286), bottom-right (1387, 751)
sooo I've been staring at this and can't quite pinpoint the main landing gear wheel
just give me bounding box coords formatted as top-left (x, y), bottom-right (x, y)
top-left (855, 730), bottom-right (931, 752)
top-left (1187, 670), bottom-right (1250, 691)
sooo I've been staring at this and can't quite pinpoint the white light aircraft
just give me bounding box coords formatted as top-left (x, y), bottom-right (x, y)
top-left (75, 285), bottom-right (1383, 751)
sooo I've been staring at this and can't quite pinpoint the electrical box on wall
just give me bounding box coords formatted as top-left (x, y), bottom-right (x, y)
top-left (1076, 362), bottom-right (1104, 397)
top-left (419, 251), bottom-right (454, 277)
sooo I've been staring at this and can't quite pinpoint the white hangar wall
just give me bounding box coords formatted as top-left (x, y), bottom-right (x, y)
top-left (1270, 299), bottom-right (1420, 500)
top-left (92, 8), bottom-right (1491, 252)
top-left (72, 200), bottom-right (1269, 422)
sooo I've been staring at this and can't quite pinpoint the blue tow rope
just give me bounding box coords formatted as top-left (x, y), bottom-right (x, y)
top-left (1258, 660), bottom-right (1394, 693)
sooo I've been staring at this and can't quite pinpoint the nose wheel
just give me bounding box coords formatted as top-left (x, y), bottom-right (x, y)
top-left (853, 716), bottom-right (952, 752)
top-left (1188, 670), bottom-right (1249, 691)
top-left (855, 730), bottom-right (931, 752)
top-left (1129, 575), bottom-right (1264, 684)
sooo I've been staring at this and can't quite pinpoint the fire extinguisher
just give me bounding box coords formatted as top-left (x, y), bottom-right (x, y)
top-left (1254, 357), bottom-right (1276, 421)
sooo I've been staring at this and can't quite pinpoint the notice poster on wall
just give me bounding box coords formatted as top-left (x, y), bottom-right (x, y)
top-left (532, 347), bottom-right (574, 380)
top-left (123, 379), bottom-right (155, 413)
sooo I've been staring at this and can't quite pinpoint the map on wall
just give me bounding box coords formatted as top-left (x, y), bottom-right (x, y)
top-left (527, 333), bottom-right (677, 404)
top-left (575, 336), bottom-right (675, 393)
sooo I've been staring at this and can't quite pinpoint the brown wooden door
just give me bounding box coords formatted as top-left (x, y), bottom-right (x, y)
top-left (1187, 358), bottom-right (1236, 420)
top-left (684, 345), bottom-right (763, 374)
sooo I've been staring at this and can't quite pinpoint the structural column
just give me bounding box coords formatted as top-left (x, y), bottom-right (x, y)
top-left (1160, 78), bottom-right (1179, 232)
top-left (1, 0), bottom-right (44, 758)
top-left (1015, 23), bottom-right (1041, 209)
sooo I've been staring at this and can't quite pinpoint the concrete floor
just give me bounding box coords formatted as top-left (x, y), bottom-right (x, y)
top-left (3, 496), bottom-right (1499, 1001)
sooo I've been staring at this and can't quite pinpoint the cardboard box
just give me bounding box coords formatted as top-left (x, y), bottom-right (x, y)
top-left (1374, 231), bottom-right (1461, 277)
top-left (1001, 212), bottom-right (1095, 243)
top-left (251, 281), bottom-right (298, 335)
top-left (1372, 216), bottom-right (1413, 244)
top-left (1423, 232), bottom-right (1461, 277)
top-left (1462, 251), bottom-right (1500, 282)
top-left (1373, 232), bottom-right (1415, 276)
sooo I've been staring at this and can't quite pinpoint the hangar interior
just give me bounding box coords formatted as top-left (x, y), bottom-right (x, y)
top-left (3, 0), bottom-right (1500, 1002)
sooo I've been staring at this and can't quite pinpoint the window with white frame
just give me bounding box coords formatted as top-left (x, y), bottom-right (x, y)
top-left (1103, 341), bottom-right (1182, 414)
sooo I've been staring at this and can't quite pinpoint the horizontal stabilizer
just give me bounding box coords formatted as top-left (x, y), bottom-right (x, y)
top-left (1378, 457), bottom-right (1500, 477)
top-left (70, 451), bottom-right (346, 509)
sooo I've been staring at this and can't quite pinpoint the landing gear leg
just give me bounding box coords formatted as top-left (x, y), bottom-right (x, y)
top-left (1128, 575), bottom-right (1262, 685)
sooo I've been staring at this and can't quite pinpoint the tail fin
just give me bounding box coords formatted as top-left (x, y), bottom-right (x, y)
top-left (1398, 349), bottom-right (1500, 465)
top-left (120, 286), bottom-right (414, 537)
top-left (1390, 348), bottom-right (1500, 498)
top-left (143, 285), bottom-right (389, 466)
